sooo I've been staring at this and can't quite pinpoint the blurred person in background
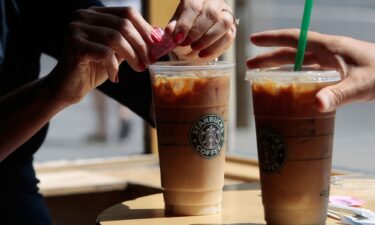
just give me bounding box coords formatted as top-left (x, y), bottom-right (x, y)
top-left (87, 90), bottom-right (133, 142)
top-left (0, 0), bottom-right (237, 224)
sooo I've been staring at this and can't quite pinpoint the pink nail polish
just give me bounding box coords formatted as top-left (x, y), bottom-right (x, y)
top-left (173, 32), bottom-right (184, 44)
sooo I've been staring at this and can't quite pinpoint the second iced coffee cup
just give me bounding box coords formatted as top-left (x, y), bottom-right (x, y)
top-left (246, 66), bottom-right (341, 225)
top-left (149, 61), bottom-right (233, 216)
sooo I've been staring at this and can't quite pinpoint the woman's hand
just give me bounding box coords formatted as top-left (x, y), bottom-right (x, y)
top-left (54, 7), bottom-right (155, 104)
top-left (247, 29), bottom-right (375, 112)
top-left (165, 0), bottom-right (237, 61)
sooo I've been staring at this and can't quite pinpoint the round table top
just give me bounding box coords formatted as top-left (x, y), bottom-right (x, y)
top-left (98, 182), bottom-right (375, 225)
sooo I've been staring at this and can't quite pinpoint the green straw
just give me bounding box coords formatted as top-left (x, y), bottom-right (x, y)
top-left (294, 0), bottom-right (314, 71)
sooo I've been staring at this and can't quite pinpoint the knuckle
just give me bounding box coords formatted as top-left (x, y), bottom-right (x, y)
top-left (67, 22), bottom-right (81, 34)
top-left (221, 16), bottom-right (233, 30)
top-left (205, 7), bottom-right (220, 22)
top-left (72, 39), bottom-right (87, 59)
top-left (119, 19), bottom-right (133, 33)
top-left (188, 26), bottom-right (201, 39)
top-left (117, 18), bottom-right (128, 30)
top-left (178, 22), bottom-right (191, 33)
top-left (123, 6), bottom-right (138, 19)
top-left (328, 87), bottom-right (345, 106)
top-left (124, 18), bottom-right (133, 29)
top-left (106, 30), bottom-right (122, 44)
top-left (88, 6), bottom-right (99, 11)
top-left (72, 9), bottom-right (87, 21)
top-left (328, 37), bottom-right (344, 54)
top-left (186, 1), bottom-right (202, 14)
top-left (100, 47), bottom-right (114, 59)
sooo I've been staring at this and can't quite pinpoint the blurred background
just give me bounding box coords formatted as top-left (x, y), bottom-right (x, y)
top-left (35, 0), bottom-right (375, 175)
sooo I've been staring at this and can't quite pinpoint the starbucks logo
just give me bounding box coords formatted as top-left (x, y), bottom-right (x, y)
top-left (190, 115), bottom-right (225, 159)
top-left (257, 126), bottom-right (287, 173)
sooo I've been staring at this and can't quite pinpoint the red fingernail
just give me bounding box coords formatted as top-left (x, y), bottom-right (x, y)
top-left (198, 51), bottom-right (210, 58)
top-left (191, 42), bottom-right (203, 50)
top-left (174, 32), bottom-right (184, 44)
top-left (180, 37), bottom-right (192, 47)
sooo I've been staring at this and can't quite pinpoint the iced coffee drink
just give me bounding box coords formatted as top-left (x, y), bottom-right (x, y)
top-left (149, 61), bottom-right (233, 216)
top-left (247, 67), bottom-right (341, 225)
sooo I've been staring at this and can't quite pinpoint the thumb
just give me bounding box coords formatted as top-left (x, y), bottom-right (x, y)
top-left (315, 77), bottom-right (365, 112)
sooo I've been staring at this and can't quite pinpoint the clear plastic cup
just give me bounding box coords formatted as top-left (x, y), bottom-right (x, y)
top-left (149, 61), bottom-right (234, 216)
top-left (246, 66), bottom-right (341, 225)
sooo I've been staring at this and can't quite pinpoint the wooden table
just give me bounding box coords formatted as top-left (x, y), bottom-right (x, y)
top-left (97, 180), bottom-right (375, 225)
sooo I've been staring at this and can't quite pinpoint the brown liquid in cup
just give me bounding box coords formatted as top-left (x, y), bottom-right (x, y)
top-left (152, 75), bottom-right (230, 216)
top-left (252, 80), bottom-right (337, 225)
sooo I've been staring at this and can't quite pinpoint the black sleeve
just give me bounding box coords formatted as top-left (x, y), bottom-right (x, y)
top-left (97, 61), bottom-right (155, 127)
top-left (31, 0), bottom-right (104, 59)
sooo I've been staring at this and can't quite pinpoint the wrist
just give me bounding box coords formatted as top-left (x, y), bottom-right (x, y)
top-left (44, 65), bottom-right (81, 109)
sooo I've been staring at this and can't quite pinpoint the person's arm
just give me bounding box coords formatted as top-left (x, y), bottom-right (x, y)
top-left (0, 69), bottom-right (71, 161)
top-left (0, 6), bottom-right (158, 160)
top-left (247, 29), bottom-right (375, 112)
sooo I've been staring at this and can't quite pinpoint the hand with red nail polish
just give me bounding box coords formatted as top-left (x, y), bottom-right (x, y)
top-left (164, 0), bottom-right (237, 61)
top-left (173, 32), bottom-right (184, 44)
top-left (247, 29), bottom-right (375, 112)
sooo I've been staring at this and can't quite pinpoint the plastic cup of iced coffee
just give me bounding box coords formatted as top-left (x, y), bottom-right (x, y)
top-left (148, 61), bottom-right (234, 216)
top-left (246, 66), bottom-right (341, 225)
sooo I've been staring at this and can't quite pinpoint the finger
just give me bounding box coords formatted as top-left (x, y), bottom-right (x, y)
top-left (191, 8), bottom-right (234, 51)
top-left (250, 29), bottom-right (355, 57)
top-left (171, 0), bottom-right (205, 44)
top-left (198, 26), bottom-right (236, 60)
top-left (72, 22), bottom-right (145, 72)
top-left (73, 36), bottom-right (119, 82)
top-left (89, 6), bottom-right (154, 45)
top-left (119, 19), bottom-right (152, 68)
top-left (246, 47), bottom-right (342, 70)
top-left (165, 20), bottom-right (177, 37)
top-left (316, 69), bottom-right (375, 112)
top-left (181, 0), bottom-right (222, 46)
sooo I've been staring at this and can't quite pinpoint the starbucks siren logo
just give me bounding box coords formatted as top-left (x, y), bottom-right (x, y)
top-left (257, 126), bottom-right (287, 173)
top-left (190, 115), bottom-right (225, 159)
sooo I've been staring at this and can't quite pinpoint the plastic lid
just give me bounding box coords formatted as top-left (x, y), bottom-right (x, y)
top-left (246, 65), bottom-right (341, 83)
top-left (149, 61), bottom-right (235, 72)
